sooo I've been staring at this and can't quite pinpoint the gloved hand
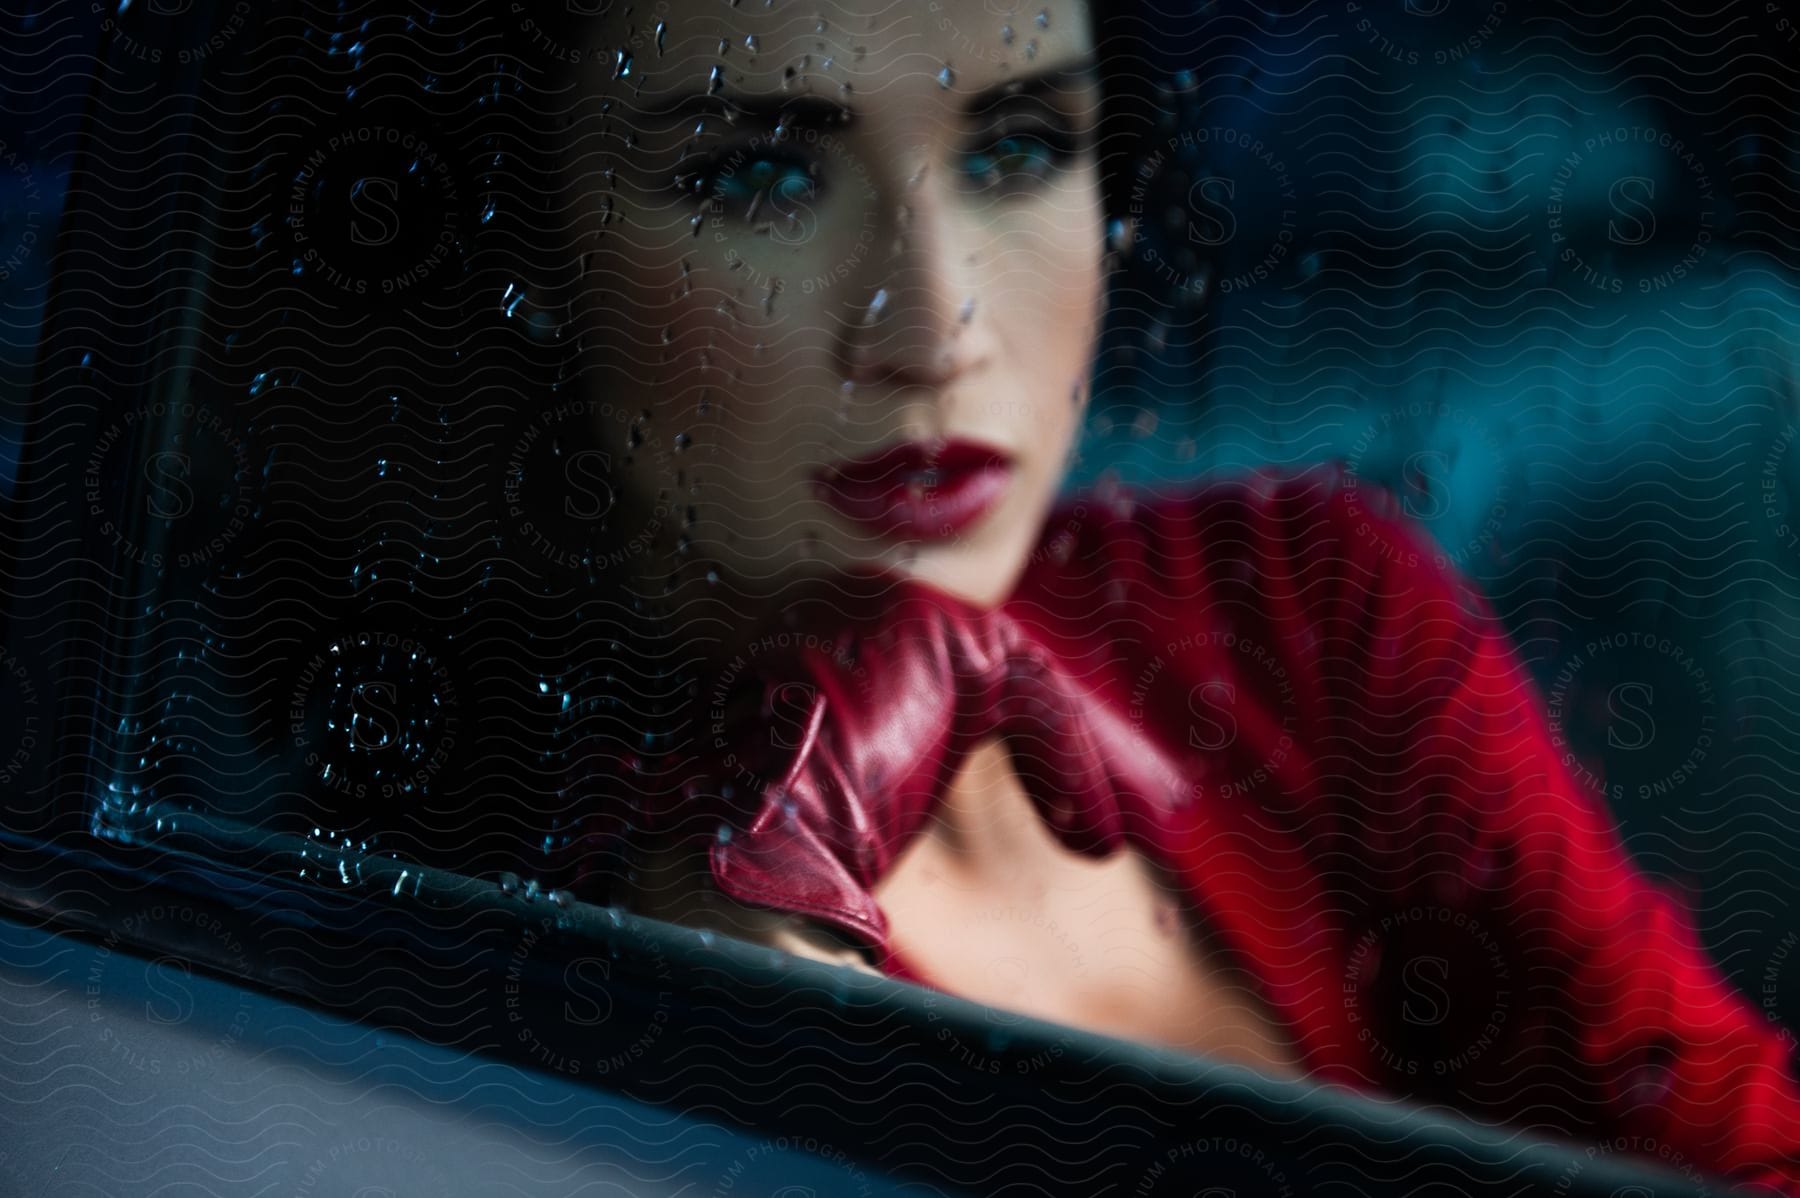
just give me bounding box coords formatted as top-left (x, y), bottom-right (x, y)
top-left (697, 574), bottom-right (1021, 951)
top-left (559, 571), bottom-right (1168, 960)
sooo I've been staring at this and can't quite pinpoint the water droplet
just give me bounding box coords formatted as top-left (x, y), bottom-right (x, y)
top-left (708, 64), bottom-right (725, 94)
top-left (863, 288), bottom-right (890, 326)
top-left (936, 65), bottom-right (955, 89)
top-left (1107, 218), bottom-right (1130, 254)
top-left (500, 871), bottom-right (521, 895)
top-left (654, 20), bottom-right (667, 55)
top-left (1036, 8), bottom-right (1050, 29)
top-left (613, 48), bottom-right (633, 79)
top-left (744, 33), bottom-right (759, 52)
top-left (1000, 23), bottom-right (1014, 44)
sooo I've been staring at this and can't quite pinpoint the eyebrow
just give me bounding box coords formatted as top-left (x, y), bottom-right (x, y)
top-left (967, 59), bottom-right (1101, 114)
top-left (635, 56), bottom-right (1101, 130)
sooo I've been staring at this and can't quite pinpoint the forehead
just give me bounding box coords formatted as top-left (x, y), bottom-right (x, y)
top-left (584, 0), bottom-right (1094, 113)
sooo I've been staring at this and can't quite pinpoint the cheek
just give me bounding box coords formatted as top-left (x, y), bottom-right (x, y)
top-left (574, 230), bottom-right (844, 531)
top-left (982, 202), bottom-right (1102, 485)
top-left (578, 214), bottom-right (789, 429)
top-left (988, 218), bottom-right (1103, 385)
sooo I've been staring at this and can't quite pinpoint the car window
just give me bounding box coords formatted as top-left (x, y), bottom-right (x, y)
top-left (1, 2), bottom-right (1795, 1195)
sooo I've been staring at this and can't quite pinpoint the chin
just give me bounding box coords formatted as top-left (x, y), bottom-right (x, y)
top-left (900, 512), bottom-right (1047, 610)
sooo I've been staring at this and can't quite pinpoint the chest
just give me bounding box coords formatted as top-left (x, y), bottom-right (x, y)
top-left (872, 739), bottom-right (1304, 1076)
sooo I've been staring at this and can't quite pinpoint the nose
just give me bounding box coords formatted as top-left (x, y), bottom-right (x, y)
top-left (837, 178), bottom-right (991, 389)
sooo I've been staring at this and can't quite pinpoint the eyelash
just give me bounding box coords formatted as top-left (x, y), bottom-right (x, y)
top-left (685, 147), bottom-right (818, 216)
top-left (958, 116), bottom-right (1090, 196)
top-left (678, 116), bottom-right (1089, 219)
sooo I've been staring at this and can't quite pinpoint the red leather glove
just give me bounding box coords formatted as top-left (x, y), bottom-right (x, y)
top-left (706, 570), bottom-right (1241, 954)
top-left (561, 572), bottom-right (1144, 956)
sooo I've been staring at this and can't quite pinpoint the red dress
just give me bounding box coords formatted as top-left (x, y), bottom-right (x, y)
top-left (597, 459), bottom-right (1800, 1191)
top-left (988, 460), bottom-right (1800, 1191)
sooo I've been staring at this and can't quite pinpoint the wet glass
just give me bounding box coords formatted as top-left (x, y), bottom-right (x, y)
top-left (5, 0), bottom-right (1800, 1192)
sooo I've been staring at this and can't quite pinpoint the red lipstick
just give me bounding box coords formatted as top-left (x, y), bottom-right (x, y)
top-left (813, 439), bottom-right (1014, 540)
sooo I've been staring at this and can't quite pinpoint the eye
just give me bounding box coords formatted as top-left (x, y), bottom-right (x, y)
top-left (959, 124), bottom-right (1083, 195)
top-left (689, 149), bottom-right (820, 221)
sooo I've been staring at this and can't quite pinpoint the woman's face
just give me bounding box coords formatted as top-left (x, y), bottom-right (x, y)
top-left (564, 0), bottom-right (1103, 609)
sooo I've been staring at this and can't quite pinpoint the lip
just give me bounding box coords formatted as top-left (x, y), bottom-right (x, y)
top-left (813, 438), bottom-right (1016, 540)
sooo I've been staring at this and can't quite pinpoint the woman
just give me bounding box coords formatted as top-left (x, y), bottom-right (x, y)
top-left (543, 0), bottom-right (1800, 1187)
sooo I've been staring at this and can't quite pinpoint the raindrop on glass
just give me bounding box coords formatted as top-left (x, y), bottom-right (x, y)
top-left (1107, 218), bottom-right (1130, 254)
